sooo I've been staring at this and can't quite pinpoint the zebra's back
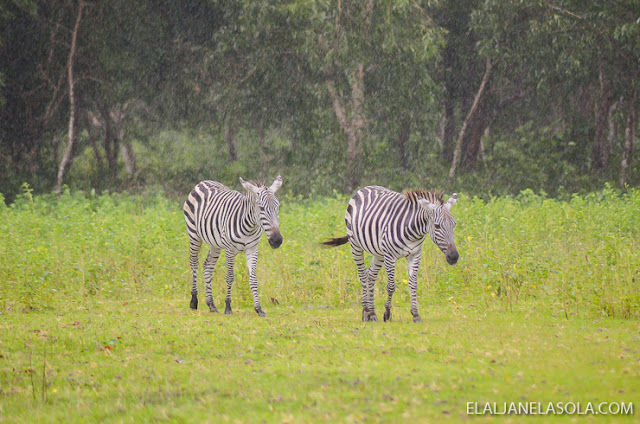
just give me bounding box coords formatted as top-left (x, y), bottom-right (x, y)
top-left (346, 186), bottom-right (425, 258)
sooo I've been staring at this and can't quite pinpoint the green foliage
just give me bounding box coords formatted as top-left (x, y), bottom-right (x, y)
top-left (1, 0), bottom-right (639, 202)
top-left (62, 124), bottom-right (632, 204)
top-left (0, 188), bottom-right (638, 319)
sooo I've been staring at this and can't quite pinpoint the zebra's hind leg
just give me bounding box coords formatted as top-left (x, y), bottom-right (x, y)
top-left (189, 237), bottom-right (203, 310)
top-left (203, 247), bottom-right (221, 313)
top-left (407, 252), bottom-right (423, 323)
top-left (383, 257), bottom-right (397, 322)
top-left (245, 248), bottom-right (266, 317)
top-left (366, 256), bottom-right (384, 322)
top-left (224, 252), bottom-right (237, 315)
top-left (351, 246), bottom-right (376, 322)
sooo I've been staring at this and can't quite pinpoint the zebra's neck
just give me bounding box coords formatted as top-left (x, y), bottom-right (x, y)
top-left (406, 204), bottom-right (432, 242)
top-left (241, 192), bottom-right (260, 233)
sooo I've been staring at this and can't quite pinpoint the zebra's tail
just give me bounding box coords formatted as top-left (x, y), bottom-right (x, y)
top-left (321, 235), bottom-right (349, 248)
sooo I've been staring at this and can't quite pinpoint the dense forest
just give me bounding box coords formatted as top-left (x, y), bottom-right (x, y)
top-left (1, 0), bottom-right (639, 202)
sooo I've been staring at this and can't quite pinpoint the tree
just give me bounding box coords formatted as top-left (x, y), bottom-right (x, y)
top-left (210, 0), bottom-right (443, 191)
top-left (1, 0), bottom-right (72, 193)
top-left (472, 0), bottom-right (640, 183)
top-left (1, 0), bottom-right (223, 197)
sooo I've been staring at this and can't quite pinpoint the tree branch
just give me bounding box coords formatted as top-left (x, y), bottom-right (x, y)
top-left (56, 0), bottom-right (84, 196)
top-left (547, 4), bottom-right (586, 21)
top-left (448, 57), bottom-right (492, 182)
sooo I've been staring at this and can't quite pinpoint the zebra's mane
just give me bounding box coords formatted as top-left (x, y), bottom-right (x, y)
top-left (402, 189), bottom-right (444, 205)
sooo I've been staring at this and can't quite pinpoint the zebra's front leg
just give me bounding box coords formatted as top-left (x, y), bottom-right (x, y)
top-left (407, 252), bottom-right (423, 323)
top-left (203, 247), bottom-right (221, 313)
top-left (383, 257), bottom-right (397, 322)
top-left (189, 238), bottom-right (202, 310)
top-left (244, 248), bottom-right (265, 317)
top-left (224, 252), bottom-right (236, 315)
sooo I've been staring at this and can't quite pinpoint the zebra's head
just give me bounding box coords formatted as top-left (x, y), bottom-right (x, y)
top-left (418, 193), bottom-right (459, 265)
top-left (240, 176), bottom-right (283, 249)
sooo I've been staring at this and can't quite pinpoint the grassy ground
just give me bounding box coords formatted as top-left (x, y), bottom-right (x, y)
top-left (1, 300), bottom-right (638, 423)
top-left (1, 186), bottom-right (639, 422)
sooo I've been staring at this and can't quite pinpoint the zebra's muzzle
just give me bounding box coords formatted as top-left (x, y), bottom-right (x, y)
top-left (268, 232), bottom-right (283, 249)
top-left (446, 248), bottom-right (459, 265)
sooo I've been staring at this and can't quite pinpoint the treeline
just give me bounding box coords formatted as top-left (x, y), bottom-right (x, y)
top-left (1, 0), bottom-right (639, 202)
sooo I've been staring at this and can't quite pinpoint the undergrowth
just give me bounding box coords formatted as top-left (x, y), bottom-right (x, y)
top-left (1, 185), bottom-right (638, 319)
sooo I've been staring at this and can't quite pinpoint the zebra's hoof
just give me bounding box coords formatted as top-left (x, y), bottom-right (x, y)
top-left (362, 309), bottom-right (378, 322)
top-left (190, 296), bottom-right (198, 310)
top-left (413, 315), bottom-right (422, 323)
top-left (255, 308), bottom-right (266, 317)
top-left (383, 308), bottom-right (391, 322)
top-left (224, 307), bottom-right (233, 315)
top-left (206, 298), bottom-right (218, 312)
top-left (362, 309), bottom-right (375, 322)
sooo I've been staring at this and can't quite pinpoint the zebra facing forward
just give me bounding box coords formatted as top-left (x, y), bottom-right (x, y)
top-left (183, 176), bottom-right (283, 317)
top-left (323, 186), bottom-right (458, 323)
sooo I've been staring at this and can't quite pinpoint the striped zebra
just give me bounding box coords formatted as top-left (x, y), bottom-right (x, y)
top-left (323, 186), bottom-right (458, 323)
top-left (183, 176), bottom-right (283, 317)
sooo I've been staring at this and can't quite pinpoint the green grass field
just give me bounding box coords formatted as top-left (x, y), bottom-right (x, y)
top-left (1, 186), bottom-right (639, 422)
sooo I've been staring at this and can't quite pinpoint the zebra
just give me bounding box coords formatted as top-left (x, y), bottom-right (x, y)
top-left (323, 186), bottom-right (458, 323)
top-left (183, 176), bottom-right (283, 317)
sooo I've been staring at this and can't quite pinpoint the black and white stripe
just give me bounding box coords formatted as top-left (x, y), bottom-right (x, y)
top-left (183, 176), bottom-right (283, 316)
top-left (323, 186), bottom-right (458, 323)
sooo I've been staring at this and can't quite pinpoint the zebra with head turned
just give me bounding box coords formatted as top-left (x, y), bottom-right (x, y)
top-left (183, 176), bottom-right (283, 317)
top-left (323, 185), bottom-right (458, 323)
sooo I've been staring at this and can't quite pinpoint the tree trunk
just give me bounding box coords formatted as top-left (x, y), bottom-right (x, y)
top-left (448, 57), bottom-right (492, 183)
top-left (322, 0), bottom-right (372, 192)
top-left (225, 122), bottom-right (238, 162)
top-left (620, 90), bottom-right (637, 187)
top-left (460, 78), bottom-right (492, 170)
top-left (441, 45), bottom-right (456, 163)
top-left (602, 99), bottom-right (619, 171)
top-left (85, 111), bottom-right (105, 173)
top-left (51, 134), bottom-right (61, 165)
top-left (259, 118), bottom-right (266, 149)
top-left (120, 142), bottom-right (137, 178)
top-left (592, 64), bottom-right (614, 175)
top-left (326, 63), bottom-right (367, 192)
top-left (480, 127), bottom-right (490, 175)
top-left (99, 103), bottom-right (119, 182)
top-left (28, 140), bottom-right (41, 174)
top-left (442, 101), bottom-right (456, 163)
top-left (397, 117), bottom-right (410, 170)
top-left (56, 0), bottom-right (83, 196)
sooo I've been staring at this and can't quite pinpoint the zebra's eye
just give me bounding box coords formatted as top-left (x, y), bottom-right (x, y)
top-left (434, 223), bottom-right (441, 229)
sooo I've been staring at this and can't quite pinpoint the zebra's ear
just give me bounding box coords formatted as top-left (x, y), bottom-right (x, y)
top-left (417, 197), bottom-right (438, 212)
top-left (269, 175), bottom-right (283, 193)
top-left (444, 193), bottom-right (458, 211)
top-left (239, 177), bottom-right (259, 194)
